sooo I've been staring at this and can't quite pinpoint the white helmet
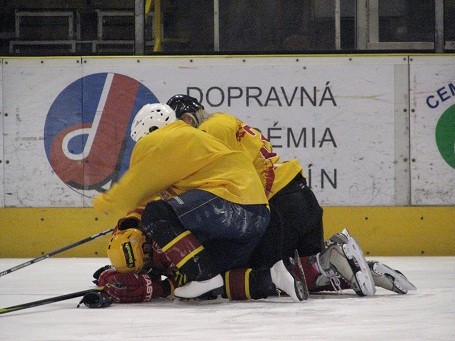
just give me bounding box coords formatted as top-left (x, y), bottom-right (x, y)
top-left (130, 103), bottom-right (176, 142)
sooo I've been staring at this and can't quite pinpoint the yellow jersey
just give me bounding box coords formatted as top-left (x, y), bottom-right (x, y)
top-left (199, 113), bottom-right (303, 199)
top-left (93, 120), bottom-right (268, 216)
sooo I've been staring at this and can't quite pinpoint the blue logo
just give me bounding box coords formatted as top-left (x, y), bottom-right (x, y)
top-left (44, 72), bottom-right (158, 192)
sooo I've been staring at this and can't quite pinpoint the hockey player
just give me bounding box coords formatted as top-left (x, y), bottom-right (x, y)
top-left (92, 103), bottom-right (304, 300)
top-left (94, 225), bottom-right (415, 304)
top-left (94, 226), bottom-right (307, 303)
top-left (93, 100), bottom-right (416, 304)
top-left (166, 94), bottom-right (416, 297)
top-left (167, 95), bottom-right (324, 258)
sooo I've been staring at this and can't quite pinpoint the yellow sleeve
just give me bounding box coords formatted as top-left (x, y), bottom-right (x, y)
top-left (93, 122), bottom-right (201, 216)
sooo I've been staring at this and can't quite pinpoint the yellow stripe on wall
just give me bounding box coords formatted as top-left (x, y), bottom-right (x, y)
top-left (0, 206), bottom-right (454, 257)
top-left (0, 208), bottom-right (118, 258)
top-left (323, 206), bottom-right (455, 256)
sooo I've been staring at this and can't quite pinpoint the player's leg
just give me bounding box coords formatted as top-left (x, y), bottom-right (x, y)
top-left (165, 190), bottom-right (270, 298)
top-left (248, 206), bottom-right (284, 269)
top-left (169, 190), bottom-right (270, 273)
top-left (223, 253), bottom-right (308, 302)
top-left (300, 229), bottom-right (376, 296)
top-left (141, 199), bottom-right (223, 298)
top-left (245, 205), bottom-right (306, 302)
top-left (270, 173), bottom-right (325, 259)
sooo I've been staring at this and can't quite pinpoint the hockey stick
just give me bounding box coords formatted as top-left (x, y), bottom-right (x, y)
top-left (0, 228), bottom-right (114, 277)
top-left (0, 287), bottom-right (104, 315)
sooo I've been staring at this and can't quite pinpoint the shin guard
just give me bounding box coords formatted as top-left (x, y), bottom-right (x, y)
top-left (162, 230), bottom-right (218, 281)
top-left (223, 268), bottom-right (275, 300)
top-left (142, 200), bottom-right (218, 281)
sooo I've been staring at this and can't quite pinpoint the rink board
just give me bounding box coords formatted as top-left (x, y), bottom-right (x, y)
top-left (0, 206), bottom-right (453, 257)
top-left (0, 55), bottom-right (454, 208)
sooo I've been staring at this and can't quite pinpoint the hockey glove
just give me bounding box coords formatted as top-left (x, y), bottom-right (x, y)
top-left (97, 268), bottom-right (156, 303)
top-left (172, 270), bottom-right (189, 287)
top-left (115, 216), bottom-right (141, 232)
top-left (92, 265), bottom-right (112, 285)
top-left (77, 291), bottom-right (113, 308)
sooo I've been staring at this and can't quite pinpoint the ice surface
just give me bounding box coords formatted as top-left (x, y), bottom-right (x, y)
top-left (0, 257), bottom-right (454, 340)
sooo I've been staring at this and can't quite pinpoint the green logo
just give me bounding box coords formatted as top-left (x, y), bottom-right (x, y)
top-left (435, 104), bottom-right (455, 169)
top-left (122, 242), bottom-right (135, 268)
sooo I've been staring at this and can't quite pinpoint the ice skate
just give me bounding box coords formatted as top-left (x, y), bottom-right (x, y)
top-left (174, 274), bottom-right (223, 299)
top-left (318, 228), bottom-right (375, 296)
top-left (270, 254), bottom-right (307, 302)
top-left (368, 261), bottom-right (416, 294)
top-left (290, 250), bottom-right (309, 300)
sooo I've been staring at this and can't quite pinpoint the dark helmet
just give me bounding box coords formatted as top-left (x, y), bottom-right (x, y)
top-left (166, 94), bottom-right (204, 119)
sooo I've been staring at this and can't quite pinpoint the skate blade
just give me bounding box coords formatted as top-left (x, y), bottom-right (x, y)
top-left (372, 262), bottom-right (417, 293)
top-left (291, 250), bottom-right (310, 300)
top-left (341, 230), bottom-right (376, 296)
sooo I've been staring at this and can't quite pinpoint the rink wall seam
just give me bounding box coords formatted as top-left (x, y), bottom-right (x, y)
top-left (0, 206), bottom-right (453, 257)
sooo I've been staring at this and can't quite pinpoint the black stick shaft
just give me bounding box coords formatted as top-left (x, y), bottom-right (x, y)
top-left (0, 228), bottom-right (114, 277)
top-left (0, 287), bottom-right (104, 315)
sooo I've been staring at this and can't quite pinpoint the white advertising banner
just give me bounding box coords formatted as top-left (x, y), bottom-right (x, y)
top-left (1, 56), bottom-right (410, 207)
top-left (3, 58), bottom-right (84, 207)
top-left (409, 56), bottom-right (455, 205)
top-left (0, 60), bottom-right (3, 208)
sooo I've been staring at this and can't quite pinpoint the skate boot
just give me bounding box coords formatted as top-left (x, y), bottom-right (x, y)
top-left (174, 274), bottom-right (224, 298)
top-left (317, 228), bottom-right (375, 296)
top-left (270, 251), bottom-right (308, 302)
top-left (368, 261), bottom-right (416, 294)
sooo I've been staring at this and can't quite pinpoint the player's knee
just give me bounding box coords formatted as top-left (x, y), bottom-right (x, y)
top-left (142, 200), bottom-right (178, 225)
top-left (141, 200), bottom-right (217, 281)
top-left (141, 200), bottom-right (186, 243)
